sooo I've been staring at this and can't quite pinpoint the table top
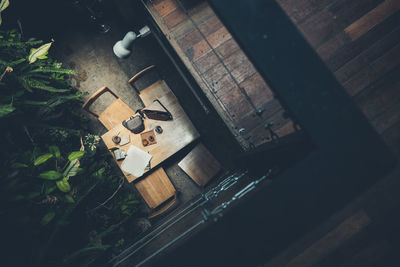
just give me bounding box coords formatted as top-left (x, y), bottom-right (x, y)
top-left (101, 91), bottom-right (200, 183)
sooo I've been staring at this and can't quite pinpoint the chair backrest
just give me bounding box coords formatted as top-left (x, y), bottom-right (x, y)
top-left (82, 86), bottom-right (135, 130)
top-left (128, 65), bottom-right (160, 94)
top-left (82, 86), bottom-right (119, 117)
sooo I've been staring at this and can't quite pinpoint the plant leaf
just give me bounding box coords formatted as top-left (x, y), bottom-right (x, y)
top-left (39, 170), bottom-right (63, 180)
top-left (56, 177), bottom-right (71, 192)
top-left (27, 191), bottom-right (41, 199)
top-left (34, 153), bottom-right (53, 166)
top-left (31, 83), bottom-right (70, 93)
top-left (49, 145), bottom-right (60, 161)
top-left (0, 39), bottom-right (42, 48)
top-left (28, 41), bottom-right (53, 64)
top-left (68, 151), bottom-right (85, 162)
top-left (0, 0), bottom-right (10, 26)
top-left (0, 0), bottom-right (10, 12)
top-left (24, 100), bottom-right (48, 105)
top-left (45, 184), bottom-right (56, 195)
top-left (37, 54), bottom-right (48, 60)
top-left (30, 67), bottom-right (76, 75)
top-left (63, 159), bottom-right (80, 178)
top-left (41, 211), bottom-right (55, 226)
top-left (0, 102), bottom-right (15, 117)
top-left (11, 162), bottom-right (29, 168)
top-left (65, 195), bottom-right (75, 203)
top-left (93, 167), bottom-right (105, 179)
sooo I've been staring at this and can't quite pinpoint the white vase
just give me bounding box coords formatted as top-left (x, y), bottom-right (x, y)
top-left (113, 31), bottom-right (137, 59)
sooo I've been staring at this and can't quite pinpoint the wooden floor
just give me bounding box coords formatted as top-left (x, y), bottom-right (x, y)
top-left (262, 0), bottom-right (400, 266)
top-left (276, 0), bottom-right (400, 149)
top-left (145, 0), bottom-right (297, 150)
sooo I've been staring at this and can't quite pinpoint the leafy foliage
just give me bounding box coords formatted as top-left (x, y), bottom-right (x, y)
top-left (0, 29), bottom-right (78, 119)
top-left (28, 40), bottom-right (53, 63)
top-left (0, 0), bottom-right (9, 26)
top-left (0, 27), bottom-right (143, 266)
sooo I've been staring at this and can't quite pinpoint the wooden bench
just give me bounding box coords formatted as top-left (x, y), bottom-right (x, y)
top-left (135, 167), bottom-right (177, 218)
top-left (178, 143), bottom-right (221, 187)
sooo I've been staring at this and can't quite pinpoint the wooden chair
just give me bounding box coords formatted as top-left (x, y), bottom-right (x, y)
top-left (134, 167), bottom-right (177, 218)
top-left (128, 65), bottom-right (172, 106)
top-left (178, 143), bottom-right (221, 187)
top-left (82, 86), bottom-right (136, 130)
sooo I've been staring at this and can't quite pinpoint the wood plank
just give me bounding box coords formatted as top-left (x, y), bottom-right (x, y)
top-left (202, 62), bottom-right (229, 87)
top-left (240, 73), bottom-right (274, 109)
top-left (206, 26), bottom-right (232, 49)
top-left (335, 26), bottom-right (400, 84)
top-left (345, 0), bottom-right (400, 41)
top-left (135, 167), bottom-right (176, 209)
top-left (234, 110), bottom-right (264, 134)
top-left (212, 74), bottom-right (237, 95)
top-left (371, 97), bottom-right (400, 134)
top-left (259, 100), bottom-right (284, 120)
top-left (243, 109), bottom-right (294, 147)
top-left (198, 15), bottom-right (223, 37)
top-left (298, 9), bottom-right (339, 48)
top-left (231, 59), bottom-right (257, 84)
top-left (260, 109), bottom-right (291, 133)
top-left (193, 50), bottom-right (220, 74)
top-left (274, 121), bottom-right (298, 138)
top-left (215, 38), bottom-right (241, 59)
top-left (316, 32), bottom-right (350, 63)
top-left (178, 29), bottom-right (203, 51)
top-left (276, 0), bottom-right (333, 24)
top-left (244, 123), bottom-right (271, 147)
top-left (325, 10), bottom-right (400, 71)
top-left (285, 210), bottom-right (371, 267)
top-left (343, 42), bottom-right (400, 95)
top-left (154, 0), bottom-right (179, 17)
top-left (188, 2), bottom-right (214, 25)
top-left (233, 100), bottom-right (283, 139)
top-left (185, 38), bottom-right (212, 61)
top-left (171, 17), bottom-right (196, 39)
top-left (298, 0), bottom-right (383, 48)
top-left (355, 65), bottom-right (400, 120)
top-left (164, 7), bottom-right (188, 28)
top-left (218, 87), bottom-right (255, 119)
top-left (223, 49), bottom-right (248, 72)
top-left (178, 143), bottom-right (221, 187)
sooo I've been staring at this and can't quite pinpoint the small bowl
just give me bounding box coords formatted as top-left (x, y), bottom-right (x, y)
top-left (112, 136), bottom-right (121, 144)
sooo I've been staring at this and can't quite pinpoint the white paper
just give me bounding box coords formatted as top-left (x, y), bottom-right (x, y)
top-left (121, 145), bottom-right (152, 177)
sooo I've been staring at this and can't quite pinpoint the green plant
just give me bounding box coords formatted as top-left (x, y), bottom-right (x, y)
top-left (34, 144), bottom-right (85, 193)
top-left (0, 23), bottom-right (144, 266)
top-left (0, 0), bottom-right (9, 26)
top-left (0, 28), bottom-right (80, 120)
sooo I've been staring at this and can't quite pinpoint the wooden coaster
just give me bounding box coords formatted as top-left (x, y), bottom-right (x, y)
top-left (141, 129), bottom-right (157, 147)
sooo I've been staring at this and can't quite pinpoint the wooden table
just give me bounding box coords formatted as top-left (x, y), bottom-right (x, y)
top-left (101, 90), bottom-right (200, 183)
